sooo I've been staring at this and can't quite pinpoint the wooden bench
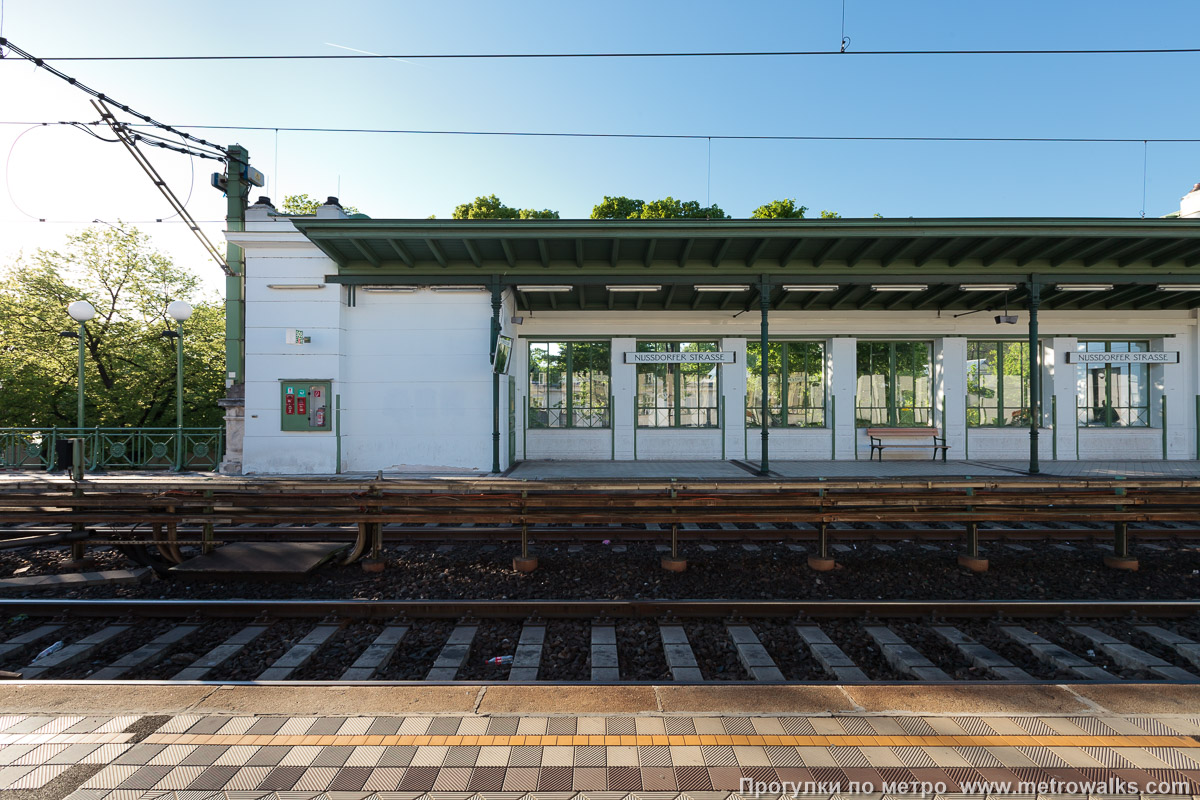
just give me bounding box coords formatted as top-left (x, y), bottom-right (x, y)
top-left (867, 427), bottom-right (949, 461)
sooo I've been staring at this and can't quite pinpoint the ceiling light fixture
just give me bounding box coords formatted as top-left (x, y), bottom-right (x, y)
top-left (870, 284), bottom-right (928, 292)
top-left (266, 283), bottom-right (325, 290)
top-left (605, 285), bottom-right (662, 292)
top-left (360, 285), bottom-right (417, 293)
top-left (693, 284), bottom-right (750, 292)
top-left (960, 284), bottom-right (1017, 292)
top-left (516, 285), bottom-right (573, 292)
top-left (1055, 284), bottom-right (1112, 292)
top-left (1156, 284), bottom-right (1199, 291)
top-left (782, 284), bottom-right (840, 292)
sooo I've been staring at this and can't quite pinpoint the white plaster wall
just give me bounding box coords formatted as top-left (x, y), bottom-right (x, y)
top-left (635, 429), bottom-right (724, 459)
top-left (526, 429), bottom-right (612, 460)
top-left (963, 428), bottom-right (1055, 461)
top-left (828, 338), bottom-right (857, 460)
top-left (338, 289), bottom-right (496, 472)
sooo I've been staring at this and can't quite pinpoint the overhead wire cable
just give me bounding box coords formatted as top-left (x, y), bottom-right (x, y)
top-left (0, 37), bottom-right (227, 157)
top-left (3, 119), bottom-right (1198, 145)
top-left (6, 46), bottom-right (1200, 60)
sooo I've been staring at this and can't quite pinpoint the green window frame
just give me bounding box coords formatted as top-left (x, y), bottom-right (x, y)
top-left (746, 341), bottom-right (826, 427)
top-left (855, 341), bottom-right (934, 427)
top-left (636, 341), bottom-right (720, 428)
top-left (966, 341), bottom-right (1031, 427)
top-left (528, 341), bottom-right (611, 428)
top-left (1076, 341), bottom-right (1150, 428)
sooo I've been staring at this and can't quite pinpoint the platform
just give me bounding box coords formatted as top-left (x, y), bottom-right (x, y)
top-left (1, 684), bottom-right (1199, 798)
top-left (6, 458), bottom-right (1200, 486)
top-left (169, 542), bottom-right (348, 580)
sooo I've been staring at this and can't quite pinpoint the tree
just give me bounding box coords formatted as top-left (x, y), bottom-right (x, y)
top-left (751, 199), bottom-right (808, 219)
top-left (452, 194), bottom-right (559, 220)
top-left (0, 226), bottom-right (226, 429)
top-left (279, 194), bottom-right (360, 216)
top-left (591, 196), bottom-right (727, 220)
top-left (820, 210), bottom-right (842, 219)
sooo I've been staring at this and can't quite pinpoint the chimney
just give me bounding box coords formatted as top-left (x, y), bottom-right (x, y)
top-left (316, 196), bottom-right (348, 220)
top-left (1181, 183), bottom-right (1200, 219)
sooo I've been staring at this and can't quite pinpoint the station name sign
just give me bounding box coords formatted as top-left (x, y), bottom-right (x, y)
top-left (624, 351), bottom-right (736, 364)
top-left (1065, 351), bottom-right (1179, 364)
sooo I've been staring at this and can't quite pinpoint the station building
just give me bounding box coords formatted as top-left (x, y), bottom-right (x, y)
top-left (226, 187), bottom-right (1200, 474)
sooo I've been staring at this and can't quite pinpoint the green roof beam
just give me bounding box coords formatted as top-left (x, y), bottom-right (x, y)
top-left (677, 239), bottom-right (693, 268)
top-left (1125, 238), bottom-right (1190, 267)
top-left (1085, 237), bottom-right (1148, 267)
top-left (501, 239), bottom-right (516, 268)
top-left (1151, 241), bottom-right (1200, 267)
top-left (385, 238), bottom-right (415, 267)
top-left (425, 239), bottom-right (448, 268)
top-left (778, 238), bottom-right (804, 267)
top-left (745, 238), bottom-right (770, 269)
top-left (349, 239), bottom-right (381, 268)
top-left (644, 239), bottom-right (657, 269)
top-left (711, 239), bottom-right (731, 268)
top-left (845, 238), bottom-right (877, 268)
top-left (915, 238), bottom-right (958, 267)
top-left (610, 239), bottom-right (620, 268)
top-left (537, 239), bottom-right (549, 269)
top-left (879, 237), bottom-right (921, 268)
top-left (1051, 236), bottom-right (1113, 267)
top-left (462, 239), bottom-right (483, 269)
top-left (948, 237), bottom-right (1000, 267)
top-left (812, 238), bottom-right (842, 268)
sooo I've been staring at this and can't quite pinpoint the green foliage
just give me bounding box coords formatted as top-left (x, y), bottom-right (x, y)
top-left (452, 194), bottom-right (559, 220)
top-left (0, 226), bottom-right (225, 428)
top-left (279, 194), bottom-right (360, 216)
top-left (819, 210), bottom-right (842, 219)
top-left (591, 196), bottom-right (727, 220)
top-left (751, 199), bottom-right (808, 219)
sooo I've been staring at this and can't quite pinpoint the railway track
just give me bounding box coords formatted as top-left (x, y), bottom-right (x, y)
top-left (2, 599), bottom-right (1198, 684)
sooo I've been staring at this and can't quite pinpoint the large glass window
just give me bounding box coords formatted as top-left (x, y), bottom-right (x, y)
top-left (1076, 341), bottom-right (1150, 427)
top-left (636, 341), bottom-right (720, 428)
top-left (855, 341), bottom-right (933, 426)
top-left (746, 342), bottom-right (826, 427)
top-left (528, 341), bottom-right (610, 428)
top-left (967, 341), bottom-right (1030, 427)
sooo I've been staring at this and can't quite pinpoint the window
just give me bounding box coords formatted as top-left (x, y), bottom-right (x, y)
top-left (966, 341), bottom-right (1030, 426)
top-left (636, 341), bottom-right (720, 427)
top-left (1076, 341), bottom-right (1150, 427)
top-left (746, 342), bottom-right (826, 427)
top-left (528, 341), bottom-right (610, 428)
top-left (855, 341), bottom-right (933, 426)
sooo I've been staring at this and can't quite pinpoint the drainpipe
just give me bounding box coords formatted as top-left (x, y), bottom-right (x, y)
top-left (491, 277), bottom-right (502, 474)
top-left (224, 145), bottom-right (248, 387)
top-left (1027, 278), bottom-right (1041, 474)
top-left (759, 276), bottom-right (771, 476)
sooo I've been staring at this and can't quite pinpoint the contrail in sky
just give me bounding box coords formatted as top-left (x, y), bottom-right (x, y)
top-left (323, 42), bottom-right (421, 67)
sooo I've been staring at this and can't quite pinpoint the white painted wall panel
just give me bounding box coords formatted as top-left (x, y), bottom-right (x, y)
top-left (634, 430), bottom-right (724, 460)
top-left (526, 429), bottom-right (612, 460)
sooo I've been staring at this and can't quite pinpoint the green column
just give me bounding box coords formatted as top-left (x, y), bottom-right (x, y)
top-left (76, 321), bottom-right (86, 429)
top-left (223, 145), bottom-right (248, 387)
top-left (758, 277), bottom-right (771, 476)
top-left (1027, 279), bottom-right (1041, 474)
top-left (491, 278), bottom-right (502, 474)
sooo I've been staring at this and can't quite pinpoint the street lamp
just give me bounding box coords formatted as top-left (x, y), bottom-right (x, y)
top-left (164, 301), bottom-right (192, 470)
top-left (65, 301), bottom-right (96, 429)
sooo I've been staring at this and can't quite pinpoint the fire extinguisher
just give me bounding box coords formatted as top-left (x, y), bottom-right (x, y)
top-left (315, 406), bottom-right (326, 427)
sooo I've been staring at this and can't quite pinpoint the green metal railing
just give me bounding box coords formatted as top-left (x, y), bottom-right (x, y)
top-left (0, 427), bottom-right (224, 472)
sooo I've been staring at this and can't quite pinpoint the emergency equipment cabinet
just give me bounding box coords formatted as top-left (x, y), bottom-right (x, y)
top-left (280, 380), bottom-right (332, 432)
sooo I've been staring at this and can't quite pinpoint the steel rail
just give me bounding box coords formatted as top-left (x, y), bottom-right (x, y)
top-left (1, 598), bottom-right (1197, 620)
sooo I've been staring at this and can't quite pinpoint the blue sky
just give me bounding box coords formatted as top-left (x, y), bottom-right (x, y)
top-left (2, 1), bottom-right (1199, 289)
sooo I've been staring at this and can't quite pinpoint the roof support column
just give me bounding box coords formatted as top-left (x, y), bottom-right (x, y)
top-left (491, 276), bottom-right (502, 474)
top-left (1027, 278), bottom-right (1041, 474)
top-left (759, 275), bottom-right (771, 476)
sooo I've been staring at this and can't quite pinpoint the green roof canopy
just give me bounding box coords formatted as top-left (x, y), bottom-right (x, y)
top-left (293, 217), bottom-right (1200, 312)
